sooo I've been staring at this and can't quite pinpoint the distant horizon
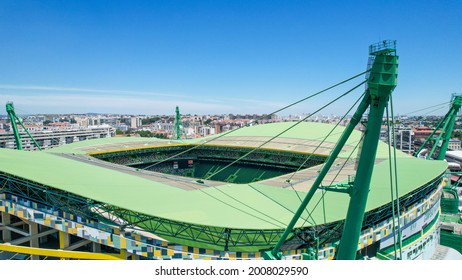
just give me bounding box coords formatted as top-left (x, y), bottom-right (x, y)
top-left (0, 110), bottom-right (452, 118)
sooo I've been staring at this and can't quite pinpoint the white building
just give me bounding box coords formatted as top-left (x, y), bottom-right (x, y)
top-left (0, 125), bottom-right (115, 151)
top-left (448, 139), bottom-right (461, 151)
top-left (130, 117), bottom-right (142, 129)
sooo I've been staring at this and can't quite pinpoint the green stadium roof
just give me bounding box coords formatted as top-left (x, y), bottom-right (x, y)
top-left (0, 122), bottom-right (447, 230)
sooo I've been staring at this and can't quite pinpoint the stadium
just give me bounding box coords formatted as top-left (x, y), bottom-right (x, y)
top-left (0, 121), bottom-right (447, 260)
top-left (0, 40), bottom-right (455, 260)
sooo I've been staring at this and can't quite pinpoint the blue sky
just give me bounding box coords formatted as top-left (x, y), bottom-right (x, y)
top-left (0, 0), bottom-right (461, 115)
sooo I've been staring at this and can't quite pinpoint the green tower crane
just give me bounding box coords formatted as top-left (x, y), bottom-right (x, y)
top-left (5, 102), bottom-right (42, 151)
top-left (414, 94), bottom-right (462, 160)
top-left (263, 40), bottom-right (398, 260)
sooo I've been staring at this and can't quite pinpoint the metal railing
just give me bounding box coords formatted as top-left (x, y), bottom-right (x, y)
top-left (369, 40), bottom-right (397, 55)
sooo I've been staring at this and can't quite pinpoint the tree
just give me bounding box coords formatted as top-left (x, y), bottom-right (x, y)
top-left (134, 130), bottom-right (167, 139)
top-left (452, 130), bottom-right (462, 139)
top-left (115, 129), bottom-right (124, 135)
top-left (153, 133), bottom-right (167, 139)
top-left (136, 130), bottom-right (153, 137)
top-left (141, 117), bottom-right (160, 125)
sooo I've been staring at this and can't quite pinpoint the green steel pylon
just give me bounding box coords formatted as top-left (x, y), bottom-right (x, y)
top-left (336, 41), bottom-right (398, 259)
top-left (263, 40), bottom-right (398, 260)
top-left (6, 102), bottom-right (23, 150)
top-left (414, 94), bottom-right (462, 160)
top-left (5, 102), bottom-right (42, 151)
top-left (173, 106), bottom-right (181, 140)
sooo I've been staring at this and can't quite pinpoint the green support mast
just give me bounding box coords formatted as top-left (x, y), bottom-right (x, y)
top-left (336, 42), bottom-right (398, 259)
top-left (5, 102), bottom-right (42, 151)
top-left (263, 40), bottom-right (398, 260)
top-left (6, 102), bottom-right (23, 150)
top-left (414, 94), bottom-right (462, 160)
top-left (173, 106), bottom-right (181, 140)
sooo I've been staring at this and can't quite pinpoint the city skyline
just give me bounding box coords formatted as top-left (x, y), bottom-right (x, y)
top-left (1, 1), bottom-right (461, 116)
